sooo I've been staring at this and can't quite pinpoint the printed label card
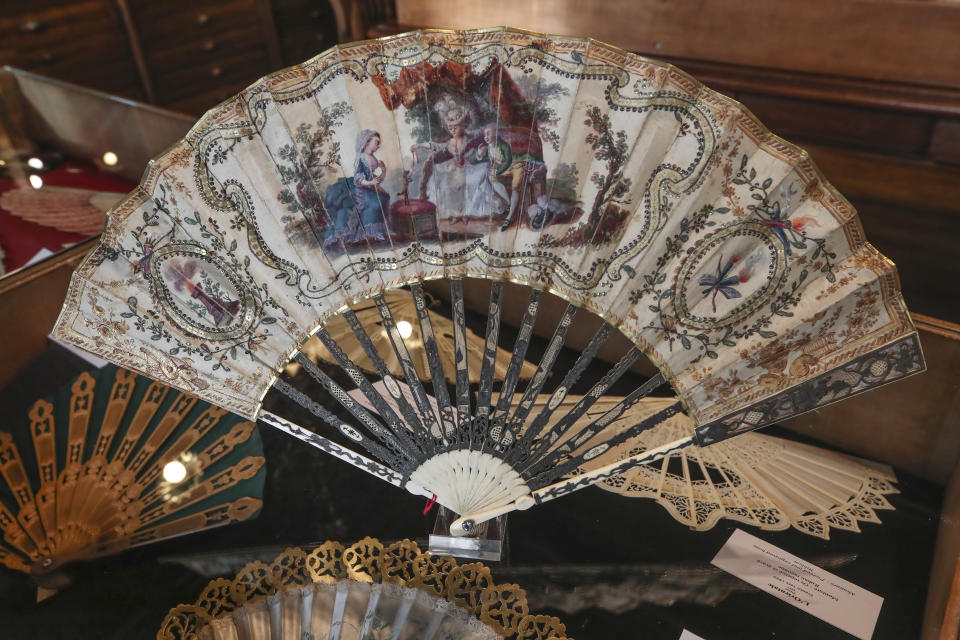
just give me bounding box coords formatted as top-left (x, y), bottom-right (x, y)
top-left (712, 529), bottom-right (882, 640)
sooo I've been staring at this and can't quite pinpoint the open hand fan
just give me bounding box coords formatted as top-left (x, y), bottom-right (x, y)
top-left (540, 395), bottom-right (899, 539)
top-left (158, 538), bottom-right (569, 640)
top-left (288, 288), bottom-right (537, 382)
top-left (53, 28), bottom-right (923, 536)
top-left (0, 365), bottom-right (265, 575)
top-left (347, 384), bottom-right (897, 540)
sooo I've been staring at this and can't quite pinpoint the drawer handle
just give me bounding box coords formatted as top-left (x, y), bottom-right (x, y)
top-left (33, 52), bottom-right (59, 65)
top-left (20, 20), bottom-right (46, 33)
top-left (196, 13), bottom-right (210, 25)
top-left (202, 40), bottom-right (217, 52)
top-left (210, 66), bottom-right (223, 77)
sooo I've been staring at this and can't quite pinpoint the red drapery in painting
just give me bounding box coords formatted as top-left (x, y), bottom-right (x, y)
top-left (372, 60), bottom-right (537, 132)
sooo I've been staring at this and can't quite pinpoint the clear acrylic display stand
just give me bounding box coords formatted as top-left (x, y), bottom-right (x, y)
top-left (428, 506), bottom-right (507, 561)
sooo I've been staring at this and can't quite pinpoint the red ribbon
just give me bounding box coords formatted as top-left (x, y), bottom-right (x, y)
top-left (423, 493), bottom-right (437, 515)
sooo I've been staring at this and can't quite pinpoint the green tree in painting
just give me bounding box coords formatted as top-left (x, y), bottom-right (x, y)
top-left (542, 106), bottom-right (632, 248)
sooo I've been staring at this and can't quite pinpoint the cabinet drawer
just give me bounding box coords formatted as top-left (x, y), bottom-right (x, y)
top-left (271, 0), bottom-right (336, 65)
top-left (0, 1), bottom-right (123, 53)
top-left (277, 23), bottom-right (336, 65)
top-left (146, 24), bottom-right (265, 74)
top-left (126, 0), bottom-right (253, 20)
top-left (0, 0), bottom-right (93, 15)
top-left (0, 33), bottom-right (140, 98)
top-left (272, 0), bottom-right (332, 20)
top-left (133, 0), bottom-right (261, 50)
top-left (152, 50), bottom-right (267, 103)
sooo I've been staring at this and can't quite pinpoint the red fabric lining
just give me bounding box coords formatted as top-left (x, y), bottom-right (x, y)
top-left (0, 160), bottom-right (133, 272)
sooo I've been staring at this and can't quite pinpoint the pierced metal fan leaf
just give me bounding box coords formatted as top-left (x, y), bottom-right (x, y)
top-left (158, 539), bottom-right (570, 640)
top-left (0, 365), bottom-right (265, 575)
top-left (53, 28), bottom-right (922, 536)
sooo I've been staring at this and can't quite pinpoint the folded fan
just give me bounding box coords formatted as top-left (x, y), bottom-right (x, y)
top-left (0, 365), bottom-right (265, 575)
top-left (53, 28), bottom-right (923, 536)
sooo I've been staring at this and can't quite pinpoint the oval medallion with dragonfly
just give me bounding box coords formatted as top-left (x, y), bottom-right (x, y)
top-left (674, 222), bottom-right (788, 330)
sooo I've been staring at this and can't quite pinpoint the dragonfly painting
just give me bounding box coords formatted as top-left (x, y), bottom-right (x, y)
top-left (699, 254), bottom-right (748, 313)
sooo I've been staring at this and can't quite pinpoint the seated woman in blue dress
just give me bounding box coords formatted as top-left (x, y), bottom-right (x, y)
top-left (323, 129), bottom-right (391, 251)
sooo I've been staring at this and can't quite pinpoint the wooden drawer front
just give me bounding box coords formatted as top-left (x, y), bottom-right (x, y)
top-left (128, 0), bottom-right (256, 22)
top-left (146, 24), bottom-right (265, 74)
top-left (277, 23), bottom-right (336, 65)
top-left (152, 50), bottom-right (268, 103)
top-left (272, 0), bottom-right (332, 21)
top-left (133, 0), bottom-right (261, 50)
top-left (0, 0), bottom-right (87, 15)
top-left (737, 93), bottom-right (933, 156)
top-left (0, 1), bottom-right (123, 59)
top-left (272, 0), bottom-right (337, 65)
top-left (0, 1), bottom-right (141, 98)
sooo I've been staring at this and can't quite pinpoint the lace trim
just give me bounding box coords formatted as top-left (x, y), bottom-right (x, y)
top-left (157, 537), bottom-right (570, 640)
top-left (600, 426), bottom-right (899, 540)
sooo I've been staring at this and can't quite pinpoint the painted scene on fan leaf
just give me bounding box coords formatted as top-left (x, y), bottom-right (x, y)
top-left (275, 55), bottom-right (587, 255)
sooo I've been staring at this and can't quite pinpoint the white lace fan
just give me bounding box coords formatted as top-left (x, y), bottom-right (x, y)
top-left (0, 186), bottom-right (124, 235)
top-left (53, 28), bottom-right (923, 537)
top-left (542, 395), bottom-right (900, 539)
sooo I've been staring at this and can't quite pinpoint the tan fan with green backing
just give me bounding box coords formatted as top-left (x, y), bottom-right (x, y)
top-left (53, 28), bottom-right (922, 537)
top-left (0, 365), bottom-right (265, 576)
top-left (158, 538), bottom-right (570, 640)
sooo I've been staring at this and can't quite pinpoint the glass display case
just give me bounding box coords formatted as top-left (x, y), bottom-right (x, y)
top-left (0, 319), bottom-right (950, 640)
top-left (0, 58), bottom-right (957, 640)
top-left (0, 67), bottom-right (192, 389)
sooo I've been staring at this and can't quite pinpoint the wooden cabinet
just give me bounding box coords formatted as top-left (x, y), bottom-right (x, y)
top-left (116, 0), bottom-right (283, 109)
top-left (0, 0), bottom-right (143, 99)
top-left (272, 0), bottom-right (338, 67)
top-left (0, 0), bottom-right (338, 114)
top-left (385, 1), bottom-right (960, 323)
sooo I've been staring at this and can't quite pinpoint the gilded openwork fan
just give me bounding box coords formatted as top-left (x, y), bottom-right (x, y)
top-left (0, 365), bottom-right (265, 575)
top-left (158, 538), bottom-right (570, 640)
top-left (53, 28), bottom-right (923, 537)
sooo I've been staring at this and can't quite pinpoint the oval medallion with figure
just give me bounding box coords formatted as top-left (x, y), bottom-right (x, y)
top-left (150, 244), bottom-right (257, 340)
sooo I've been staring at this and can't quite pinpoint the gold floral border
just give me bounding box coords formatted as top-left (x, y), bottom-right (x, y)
top-left (157, 537), bottom-right (570, 640)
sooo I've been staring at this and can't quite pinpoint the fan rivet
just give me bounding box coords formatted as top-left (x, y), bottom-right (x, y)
top-left (460, 520), bottom-right (474, 533)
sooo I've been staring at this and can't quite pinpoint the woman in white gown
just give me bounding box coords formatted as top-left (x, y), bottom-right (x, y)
top-left (412, 96), bottom-right (504, 223)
